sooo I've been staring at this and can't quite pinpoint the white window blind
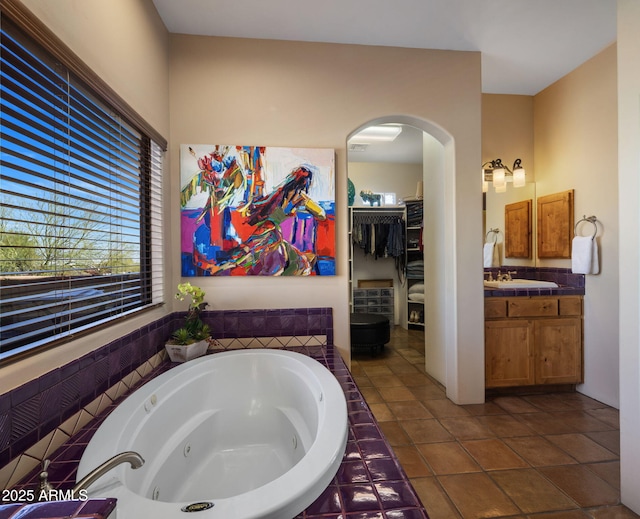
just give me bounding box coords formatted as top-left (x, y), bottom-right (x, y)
top-left (0, 18), bottom-right (165, 361)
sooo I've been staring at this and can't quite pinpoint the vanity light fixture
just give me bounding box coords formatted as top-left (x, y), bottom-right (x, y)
top-left (350, 125), bottom-right (403, 143)
top-left (482, 158), bottom-right (526, 193)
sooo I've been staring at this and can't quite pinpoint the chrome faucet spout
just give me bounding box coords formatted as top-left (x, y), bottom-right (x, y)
top-left (73, 451), bottom-right (144, 494)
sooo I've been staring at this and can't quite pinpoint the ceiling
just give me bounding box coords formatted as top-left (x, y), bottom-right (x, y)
top-left (152, 0), bottom-right (617, 164)
top-left (152, 0), bottom-right (616, 96)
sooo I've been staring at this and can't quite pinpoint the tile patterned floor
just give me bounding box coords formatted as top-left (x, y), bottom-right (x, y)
top-left (351, 326), bottom-right (640, 519)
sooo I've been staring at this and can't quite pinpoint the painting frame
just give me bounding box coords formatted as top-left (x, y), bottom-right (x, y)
top-left (180, 145), bottom-right (335, 276)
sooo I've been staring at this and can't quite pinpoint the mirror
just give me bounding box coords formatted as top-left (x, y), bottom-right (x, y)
top-left (483, 181), bottom-right (537, 267)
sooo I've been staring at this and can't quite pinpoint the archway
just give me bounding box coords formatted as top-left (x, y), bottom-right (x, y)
top-left (347, 115), bottom-right (484, 404)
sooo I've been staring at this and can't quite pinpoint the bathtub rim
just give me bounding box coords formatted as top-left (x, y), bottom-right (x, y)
top-left (77, 348), bottom-right (348, 518)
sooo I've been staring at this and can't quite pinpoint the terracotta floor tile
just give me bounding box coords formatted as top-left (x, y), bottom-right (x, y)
top-left (504, 436), bottom-right (578, 467)
top-left (556, 392), bottom-right (608, 410)
top-left (351, 327), bottom-right (629, 519)
top-left (359, 386), bottom-right (383, 404)
top-left (585, 461), bottom-right (620, 490)
top-left (490, 468), bottom-right (578, 513)
top-left (438, 416), bottom-right (496, 440)
top-left (552, 410), bottom-right (616, 432)
top-left (539, 465), bottom-right (619, 507)
top-left (585, 407), bottom-right (620, 429)
top-left (492, 396), bottom-right (541, 414)
top-left (461, 438), bottom-right (529, 470)
top-left (476, 414), bottom-right (535, 437)
top-left (401, 373), bottom-right (433, 387)
top-left (417, 442), bottom-right (481, 475)
top-left (350, 362), bottom-right (365, 375)
top-left (547, 433), bottom-right (618, 463)
top-left (409, 477), bottom-right (462, 519)
top-left (391, 445), bottom-right (432, 477)
top-left (387, 360), bottom-right (421, 374)
top-left (378, 421), bottom-right (412, 446)
top-left (522, 394), bottom-right (577, 412)
top-left (438, 472), bottom-right (520, 518)
top-left (400, 419), bottom-right (453, 444)
top-left (586, 430), bottom-right (620, 455)
top-left (371, 374), bottom-right (404, 388)
top-left (422, 398), bottom-right (471, 418)
top-left (368, 402), bottom-right (396, 422)
top-left (461, 402), bottom-right (508, 416)
top-left (378, 385), bottom-right (417, 402)
top-left (410, 384), bottom-right (447, 401)
top-left (352, 372), bottom-right (373, 386)
top-left (589, 504), bottom-right (640, 518)
top-left (526, 510), bottom-right (592, 518)
top-left (362, 364), bottom-right (395, 377)
top-left (387, 401), bottom-right (433, 420)
top-left (513, 412), bottom-right (577, 435)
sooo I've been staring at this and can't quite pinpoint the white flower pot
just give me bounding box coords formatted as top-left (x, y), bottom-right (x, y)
top-left (165, 338), bottom-right (210, 363)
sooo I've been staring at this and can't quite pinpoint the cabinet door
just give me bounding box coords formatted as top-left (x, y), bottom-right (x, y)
top-left (534, 318), bottom-right (583, 384)
top-left (485, 320), bottom-right (535, 388)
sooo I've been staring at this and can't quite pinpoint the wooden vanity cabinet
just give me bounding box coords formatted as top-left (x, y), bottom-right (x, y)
top-left (485, 296), bottom-right (583, 388)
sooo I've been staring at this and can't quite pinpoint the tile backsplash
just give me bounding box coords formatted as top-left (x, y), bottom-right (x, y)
top-left (0, 307), bottom-right (334, 489)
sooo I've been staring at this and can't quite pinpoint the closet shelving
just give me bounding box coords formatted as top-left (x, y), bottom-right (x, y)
top-left (349, 205), bottom-right (406, 325)
top-left (405, 200), bottom-right (424, 327)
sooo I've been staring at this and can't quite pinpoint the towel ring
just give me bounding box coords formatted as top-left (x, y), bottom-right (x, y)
top-left (574, 215), bottom-right (597, 239)
top-left (485, 228), bottom-right (499, 243)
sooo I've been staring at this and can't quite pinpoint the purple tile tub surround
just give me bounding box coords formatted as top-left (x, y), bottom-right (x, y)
top-left (1, 308), bottom-right (334, 480)
top-left (10, 345), bottom-right (428, 518)
top-left (0, 498), bottom-right (115, 519)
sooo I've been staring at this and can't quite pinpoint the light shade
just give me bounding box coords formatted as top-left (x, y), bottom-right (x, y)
top-left (492, 167), bottom-right (506, 189)
top-left (513, 166), bottom-right (526, 187)
top-left (494, 181), bottom-right (507, 193)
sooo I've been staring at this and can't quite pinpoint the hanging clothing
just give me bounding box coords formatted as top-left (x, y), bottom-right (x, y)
top-left (352, 211), bottom-right (406, 280)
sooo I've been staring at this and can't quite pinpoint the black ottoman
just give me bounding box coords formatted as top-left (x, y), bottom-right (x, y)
top-left (350, 313), bottom-right (390, 355)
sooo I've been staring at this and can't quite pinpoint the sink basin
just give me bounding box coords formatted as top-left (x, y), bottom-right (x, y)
top-left (484, 279), bottom-right (559, 289)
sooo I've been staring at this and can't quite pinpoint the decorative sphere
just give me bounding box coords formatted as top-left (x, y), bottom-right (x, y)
top-left (347, 178), bottom-right (355, 206)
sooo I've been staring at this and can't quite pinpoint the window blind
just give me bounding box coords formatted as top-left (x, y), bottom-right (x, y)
top-left (0, 18), bottom-right (164, 361)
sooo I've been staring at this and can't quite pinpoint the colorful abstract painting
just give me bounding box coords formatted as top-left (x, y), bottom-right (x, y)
top-left (180, 145), bottom-right (335, 276)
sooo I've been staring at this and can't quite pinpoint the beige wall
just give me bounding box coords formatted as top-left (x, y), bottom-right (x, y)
top-left (348, 162), bottom-right (423, 204)
top-left (21, 0), bottom-right (170, 138)
top-left (617, 0), bottom-right (640, 512)
top-left (169, 35), bottom-right (485, 402)
top-left (533, 44), bottom-right (619, 408)
top-left (482, 94), bottom-right (535, 180)
top-left (482, 94), bottom-right (536, 265)
top-left (1, 0), bottom-right (171, 395)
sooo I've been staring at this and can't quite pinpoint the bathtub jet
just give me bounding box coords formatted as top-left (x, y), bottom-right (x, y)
top-left (77, 349), bottom-right (348, 518)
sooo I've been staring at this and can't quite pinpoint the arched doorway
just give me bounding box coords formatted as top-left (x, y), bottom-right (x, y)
top-left (347, 115), bottom-right (485, 405)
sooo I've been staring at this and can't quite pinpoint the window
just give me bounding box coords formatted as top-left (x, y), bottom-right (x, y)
top-left (0, 15), bottom-right (165, 362)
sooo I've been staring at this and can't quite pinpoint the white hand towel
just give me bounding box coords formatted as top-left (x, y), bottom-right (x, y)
top-left (571, 236), bottom-right (599, 274)
top-left (483, 242), bottom-right (499, 268)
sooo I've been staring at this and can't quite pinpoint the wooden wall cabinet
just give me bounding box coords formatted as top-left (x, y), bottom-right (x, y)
top-left (485, 296), bottom-right (583, 388)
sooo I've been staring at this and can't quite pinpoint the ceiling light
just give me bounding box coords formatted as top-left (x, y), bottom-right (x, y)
top-left (350, 125), bottom-right (403, 143)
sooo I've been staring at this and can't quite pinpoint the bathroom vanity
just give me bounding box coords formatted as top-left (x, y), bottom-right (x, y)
top-left (484, 294), bottom-right (583, 388)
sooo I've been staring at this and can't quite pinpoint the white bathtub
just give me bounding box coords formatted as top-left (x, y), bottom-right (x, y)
top-left (77, 349), bottom-right (348, 519)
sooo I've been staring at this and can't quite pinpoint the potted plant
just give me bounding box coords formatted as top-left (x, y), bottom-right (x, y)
top-left (165, 282), bottom-right (211, 363)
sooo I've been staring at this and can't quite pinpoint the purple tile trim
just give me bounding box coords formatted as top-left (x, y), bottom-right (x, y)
top-left (0, 498), bottom-right (116, 518)
top-left (8, 340), bottom-right (428, 518)
top-left (483, 266), bottom-right (585, 297)
top-left (2, 309), bottom-right (334, 474)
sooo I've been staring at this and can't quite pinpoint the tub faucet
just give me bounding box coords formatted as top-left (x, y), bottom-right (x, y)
top-left (72, 451), bottom-right (145, 494)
